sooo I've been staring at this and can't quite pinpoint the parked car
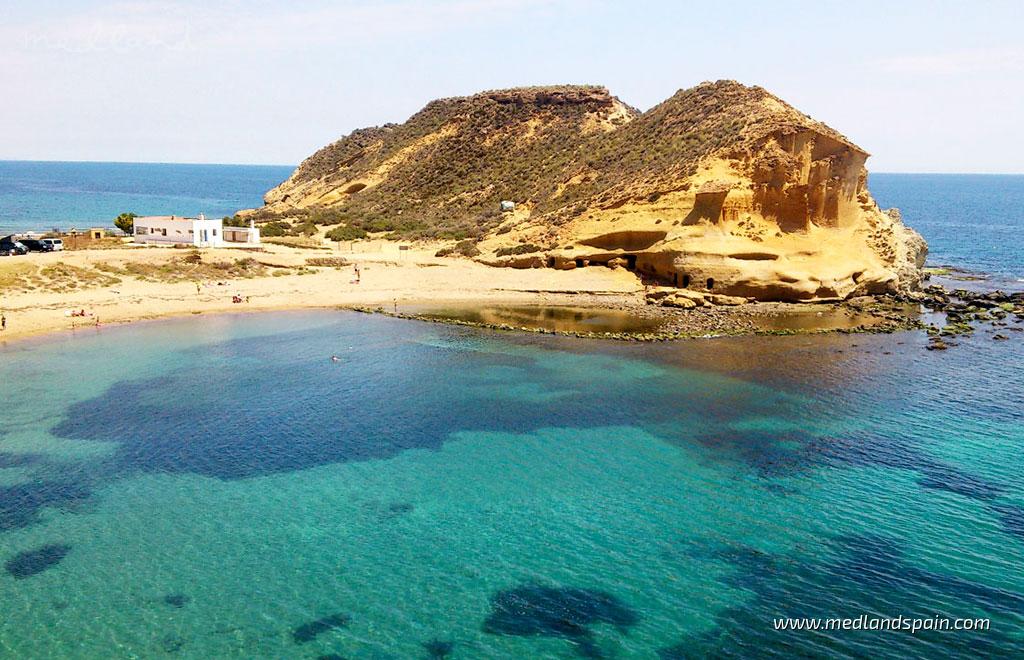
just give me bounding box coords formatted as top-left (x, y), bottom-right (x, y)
top-left (0, 236), bottom-right (29, 256)
top-left (41, 238), bottom-right (64, 251)
top-left (20, 238), bottom-right (54, 253)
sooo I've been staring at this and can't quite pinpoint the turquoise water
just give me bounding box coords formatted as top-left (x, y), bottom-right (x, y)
top-left (0, 161), bottom-right (292, 235)
top-left (1, 164), bottom-right (1023, 656)
top-left (1, 311), bottom-right (1022, 658)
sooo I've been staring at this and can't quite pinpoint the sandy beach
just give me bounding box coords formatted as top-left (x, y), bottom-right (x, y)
top-left (0, 241), bottom-right (644, 344)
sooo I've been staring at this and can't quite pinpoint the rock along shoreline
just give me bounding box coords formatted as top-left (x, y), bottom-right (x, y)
top-left (348, 285), bottom-right (1024, 347)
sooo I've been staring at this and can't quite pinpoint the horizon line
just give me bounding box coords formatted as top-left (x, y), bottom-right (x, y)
top-left (1, 158), bottom-right (1023, 177)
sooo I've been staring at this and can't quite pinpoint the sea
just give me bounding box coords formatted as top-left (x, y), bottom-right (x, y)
top-left (869, 173), bottom-right (1024, 287)
top-left (0, 161), bottom-right (293, 235)
top-left (1, 163), bottom-right (1023, 658)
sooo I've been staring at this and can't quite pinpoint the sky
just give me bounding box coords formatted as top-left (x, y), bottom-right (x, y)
top-left (1, 0), bottom-right (1022, 172)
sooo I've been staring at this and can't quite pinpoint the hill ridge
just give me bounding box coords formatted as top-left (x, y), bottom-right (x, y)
top-left (246, 80), bottom-right (926, 302)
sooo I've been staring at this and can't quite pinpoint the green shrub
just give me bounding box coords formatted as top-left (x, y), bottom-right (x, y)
top-left (435, 239), bottom-right (480, 258)
top-left (308, 208), bottom-right (347, 226)
top-left (325, 225), bottom-right (369, 241)
top-left (259, 221), bottom-right (290, 237)
top-left (495, 243), bottom-right (542, 257)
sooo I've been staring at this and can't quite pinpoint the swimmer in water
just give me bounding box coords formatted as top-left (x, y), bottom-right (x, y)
top-left (330, 355), bottom-right (340, 363)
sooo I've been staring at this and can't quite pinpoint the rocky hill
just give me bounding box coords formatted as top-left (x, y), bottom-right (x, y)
top-left (248, 81), bottom-right (926, 302)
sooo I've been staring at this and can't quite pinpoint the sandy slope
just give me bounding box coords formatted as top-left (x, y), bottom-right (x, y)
top-left (0, 242), bottom-right (642, 344)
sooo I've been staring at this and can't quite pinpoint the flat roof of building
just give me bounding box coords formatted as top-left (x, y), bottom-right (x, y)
top-left (135, 215), bottom-right (212, 222)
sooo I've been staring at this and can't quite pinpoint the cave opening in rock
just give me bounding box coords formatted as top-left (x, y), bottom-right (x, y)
top-left (344, 182), bottom-right (367, 194)
top-left (624, 255), bottom-right (637, 270)
top-left (546, 256), bottom-right (555, 268)
top-left (575, 258), bottom-right (585, 268)
top-left (706, 277), bottom-right (715, 290)
top-left (682, 274), bottom-right (691, 288)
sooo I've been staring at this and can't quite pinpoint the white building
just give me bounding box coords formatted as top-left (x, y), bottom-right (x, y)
top-left (133, 214), bottom-right (260, 248)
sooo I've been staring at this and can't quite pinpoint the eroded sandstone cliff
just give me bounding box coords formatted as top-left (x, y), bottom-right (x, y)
top-left (252, 81), bottom-right (926, 302)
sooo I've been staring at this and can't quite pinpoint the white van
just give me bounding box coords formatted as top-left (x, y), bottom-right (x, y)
top-left (41, 238), bottom-right (64, 251)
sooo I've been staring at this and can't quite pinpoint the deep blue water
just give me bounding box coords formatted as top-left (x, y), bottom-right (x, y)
top-left (870, 173), bottom-right (1024, 283)
top-left (0, 161), bottom-right (293, 234)
top-left (0, 312), bottom-right (1022, 657)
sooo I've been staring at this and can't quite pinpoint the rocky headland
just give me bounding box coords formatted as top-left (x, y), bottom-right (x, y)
top-left (246, 80), bottom-right (927, 303)
top-left (14, 83), bottom-right (1019, 350)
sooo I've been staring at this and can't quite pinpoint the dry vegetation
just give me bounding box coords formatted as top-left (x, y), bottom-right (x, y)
top-left (251, 82), bottom-right (853, 242)
top-left (93, 254), bottom-right (272, 282)
top-left (261, 236), bottom-right (332, 250)
top-left (0, 252), bottom-right (298, 293)
top-left (0, 262), bottom-right (36, 291)
top-left (254, 86), bottom-right (634, 241)
top-left (305, 257), bottom-right (350, 268)
top-left (0, 262), bottom-right (121, 293)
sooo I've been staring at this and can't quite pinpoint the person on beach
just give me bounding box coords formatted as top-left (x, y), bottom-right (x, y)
top-left (196, 282), bottom-right (201, 295)
top-left (1, 313), bottom-right (6, 332)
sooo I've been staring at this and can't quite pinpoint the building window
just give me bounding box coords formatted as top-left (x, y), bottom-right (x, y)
top-left (212, 229), bottom-right (217, 236)
top-left (136, 227), bottom-right (148, 235)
